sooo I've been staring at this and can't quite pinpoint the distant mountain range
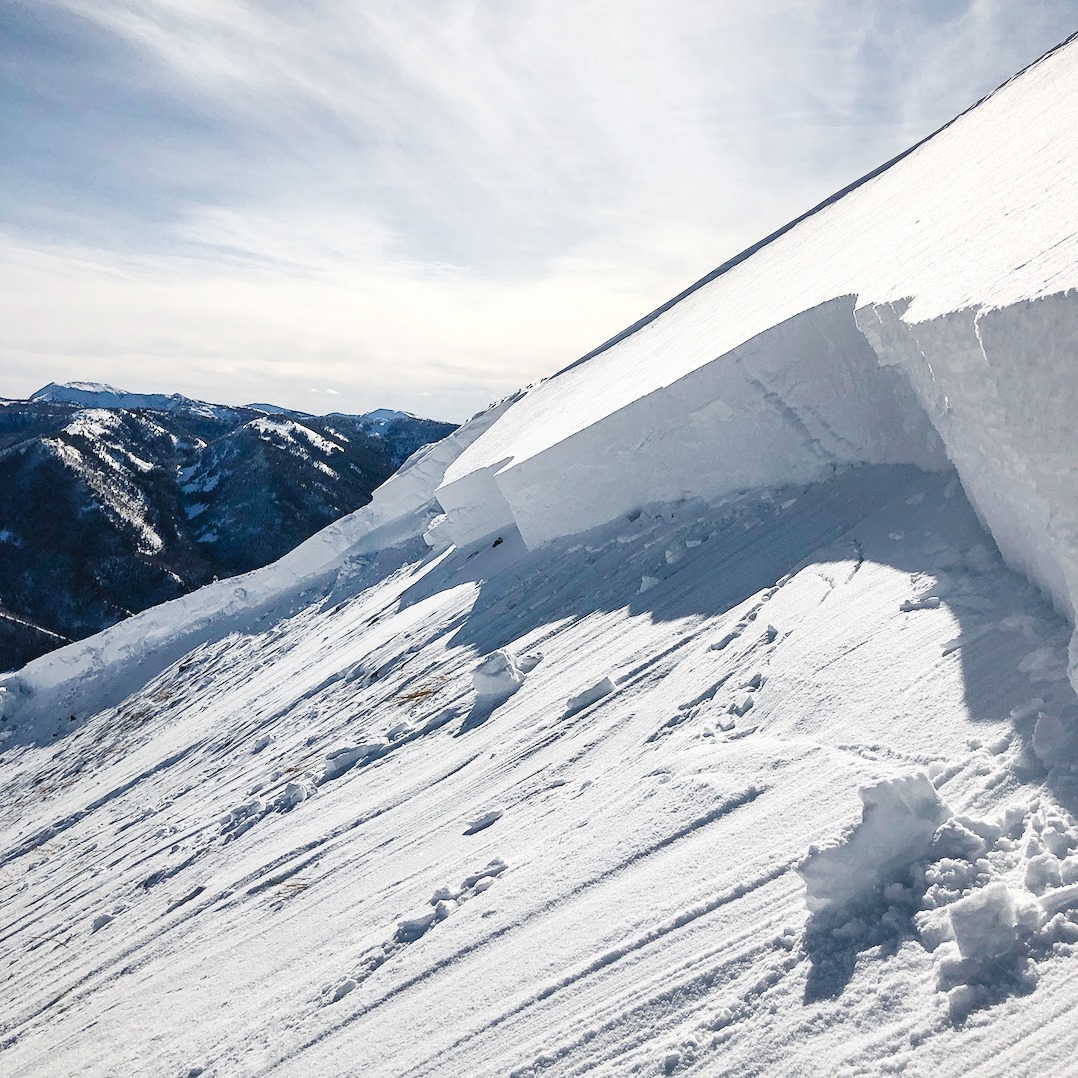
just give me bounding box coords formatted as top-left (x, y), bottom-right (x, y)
top-left (0, 383), bottom-right (455, 670)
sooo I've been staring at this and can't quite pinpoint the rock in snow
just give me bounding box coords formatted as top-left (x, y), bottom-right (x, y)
top-left (4, 34), bottom-right (1078, 1078)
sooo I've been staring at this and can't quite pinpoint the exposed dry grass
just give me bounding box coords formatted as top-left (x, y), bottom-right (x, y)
top-left (394, 676), bottom-right (448, 703)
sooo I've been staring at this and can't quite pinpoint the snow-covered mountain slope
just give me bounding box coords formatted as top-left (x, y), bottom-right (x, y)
top-left (30, 383), bottom-right (248, 422)
top-left (0, 388), bottom-right (455, 669)
top-left (358, 408), bottom-right (415, 433)
top-left (5, 38), bottom-right (1078, 1078)
top-left (0, 405), bottom-right (506, 743)
top-left (436, 35), bottom-right (1078, 669)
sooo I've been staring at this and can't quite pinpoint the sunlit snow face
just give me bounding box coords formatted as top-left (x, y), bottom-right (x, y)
top-left (1, 0), bottom-right (1072, 416)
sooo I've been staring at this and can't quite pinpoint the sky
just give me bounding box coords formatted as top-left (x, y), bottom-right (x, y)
top-left (0, 1), bottom-right (1074, 421)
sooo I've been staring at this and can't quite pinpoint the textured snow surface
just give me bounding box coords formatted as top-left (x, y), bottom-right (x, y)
top-left (5, 465), bottom-right (1078, 1075)
top-left (436, 38), bottom-right (1078, 679)
top-left (4, 35), bottom-right (1078, 1078)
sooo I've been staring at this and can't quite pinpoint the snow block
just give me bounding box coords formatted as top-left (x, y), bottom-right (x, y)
top-left (565, 676), bottom-right (616, 716)
top-left (472, 650), bottom-right (525, 700)
top-left (322, 743), bottom-right (383, 782)
top-left (798, 772), bottom-right (951, 915)
top-left (434, 459), bottom-right (515, 548)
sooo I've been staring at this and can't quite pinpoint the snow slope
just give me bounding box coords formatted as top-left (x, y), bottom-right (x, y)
top-left (436, 36), bottom-right (1078, 667)
top-left (3, 36), bottom-right (1078, 1078)
top-left (4, 461), bottom-right (1078, 1076)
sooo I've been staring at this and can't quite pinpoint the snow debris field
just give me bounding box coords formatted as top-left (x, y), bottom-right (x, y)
top-left (4, 33), bottom-right (1078, 1078)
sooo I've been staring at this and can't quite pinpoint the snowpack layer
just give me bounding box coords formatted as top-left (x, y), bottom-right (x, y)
top-left (4, 460), bottom-right (1078, 1075)
top-left (436, 37), bottom-right (1078, 665)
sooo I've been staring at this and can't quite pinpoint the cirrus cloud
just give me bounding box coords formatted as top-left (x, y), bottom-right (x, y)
top-left (1, 0), bottom-right (1072, 418)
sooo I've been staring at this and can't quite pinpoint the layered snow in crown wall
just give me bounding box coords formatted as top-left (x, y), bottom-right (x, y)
top-left (436, 38), bottom-right (1078, 675)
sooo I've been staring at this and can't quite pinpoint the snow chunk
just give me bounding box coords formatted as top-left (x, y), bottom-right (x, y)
top-left (1020, 646), bottom-right (1069, 682)
top-left (900, 595), bottom-right (941, 612)
top-left (434, 899), bottom-right (457, 920)
top-left (928, 818), bottom-right (990, 861)
top-left (1038, 883), bottom-right (1078, 919)
top-left (464, 809), bottom-right (504, 835)
top-left (322, 743), bottom-right (383, 782)
top-left (798, 773), bottom-right (951, 914)
top-left (271, 780), bottom-right (315, 813)
top-left (473, 650), bottom-right (525, 700)
top-left (462, 858), bottom-right (509, 888)
top-left (948, 882), bottom-right (1020, 961)
top-left (430, 884), bottom-right (462, 904)
top-left (385, 720), bottom-right (413, 741)
top-left (1032, 713), bottom-right (1069, 767)
top-left (423, 513), bottom-right (453, 550)
top-left (517, 651), bottom-right (544, 673)
top-left (1025, 853), bottom-right (1062, 894)
top-left (565, 676), bottom-right (616, 716)
top-left (328, 978), bottom-right (357, 1003)
top-left (396, 910), bottom-right (437, 942)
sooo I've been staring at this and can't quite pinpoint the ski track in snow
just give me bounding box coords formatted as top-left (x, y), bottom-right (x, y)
top-left (2, 463), bottom-right (1078, 1075)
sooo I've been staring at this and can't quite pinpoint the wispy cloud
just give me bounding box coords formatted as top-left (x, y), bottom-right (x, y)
top-left (1, 1), bottom-right (1072, 418)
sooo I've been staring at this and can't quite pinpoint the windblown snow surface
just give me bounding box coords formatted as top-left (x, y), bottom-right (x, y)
top-left (4, 35), bottom-right (1078, 1078)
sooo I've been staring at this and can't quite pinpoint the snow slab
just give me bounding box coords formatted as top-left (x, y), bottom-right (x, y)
top-left (436, 37), bottom-right (1078, 700)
